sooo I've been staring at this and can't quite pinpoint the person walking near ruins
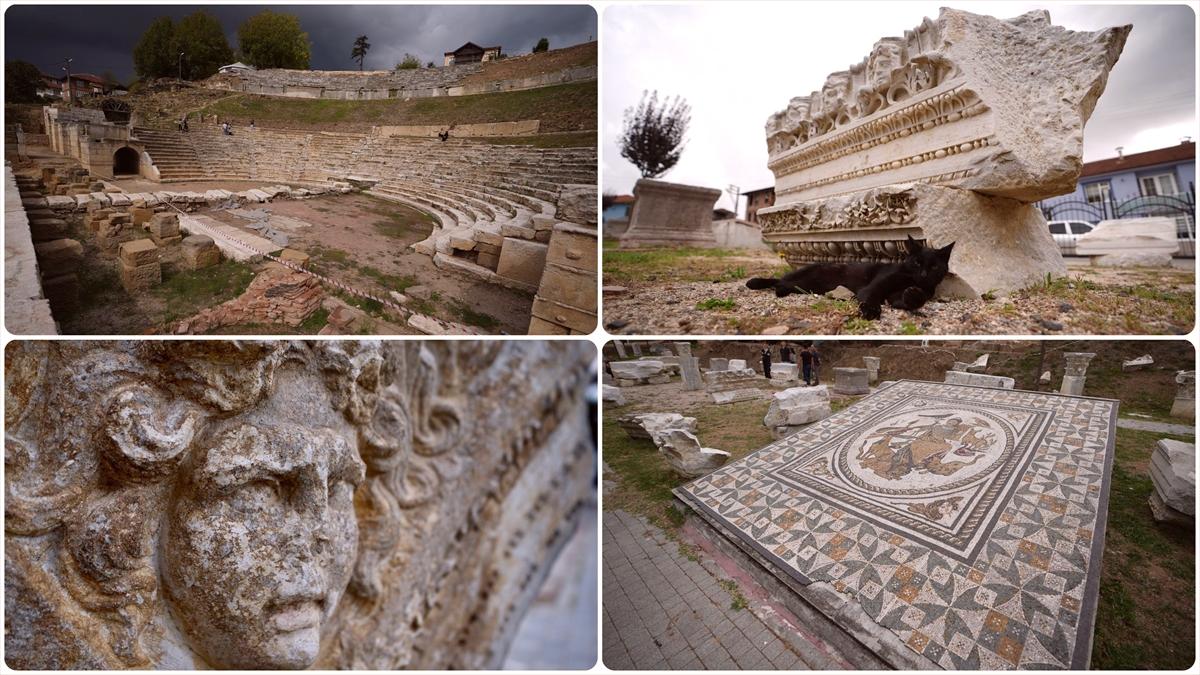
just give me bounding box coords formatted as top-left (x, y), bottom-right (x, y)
top-left (801, 346), bottom-right (814, 385)
top-left (810, 346), bottom-right (822, 385)
top-left (761, 347), bottom-right (772, 380)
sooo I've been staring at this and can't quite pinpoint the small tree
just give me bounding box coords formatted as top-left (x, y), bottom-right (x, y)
top-left (351, 35), bottom-right (370, 71)
top-left (396, 53), bottom-right (420, 70)
top-left (5, 60), bottom-right (44, 103)
top-left (619, 90), bottom-right (691, 179)
top-left (533, 37), bottom-right (550, 53)
top-left (237, 10), bottom-right (311, 69)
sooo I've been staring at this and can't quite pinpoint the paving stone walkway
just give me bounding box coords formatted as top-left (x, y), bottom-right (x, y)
top-left (1117, 417), bottom-right (1194, 436)
top-left (603, 509), bottom-right (845, 670)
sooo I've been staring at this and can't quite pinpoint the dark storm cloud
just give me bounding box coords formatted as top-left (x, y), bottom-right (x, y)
top-left (4, 4), bottom-right (596, 83)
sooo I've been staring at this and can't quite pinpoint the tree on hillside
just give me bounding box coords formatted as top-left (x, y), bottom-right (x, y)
top-left (133, 16), bottom-right (178, 80)
top-left (351, 35), bottom-right (370, 71)
top-left (5, 60), bottom-right (44, 103)
top-left (619, 90), bottom-right (691, 179)
top-left (238, 10), bottom-right (311, 69)
top-left (533, 37), bottom-right (550, 53)
top-left (175, 11), bottom-right (233, 80)
top-left (396, 53), bottom-right (420, 70)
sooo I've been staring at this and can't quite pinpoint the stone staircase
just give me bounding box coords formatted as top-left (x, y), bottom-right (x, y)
top-left (133, 127), bottom-right (205, 182)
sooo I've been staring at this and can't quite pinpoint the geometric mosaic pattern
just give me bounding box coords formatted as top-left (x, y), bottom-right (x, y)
top-left (676, 381), bottom-right (1119, 669)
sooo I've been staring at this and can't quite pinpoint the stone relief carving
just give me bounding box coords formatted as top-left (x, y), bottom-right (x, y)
top-left (765, 15), bottom-right (959, 155)
top-left (759, 187), bottom-right (916, 235)
top-left (5, 340), bottom-right (594, 670)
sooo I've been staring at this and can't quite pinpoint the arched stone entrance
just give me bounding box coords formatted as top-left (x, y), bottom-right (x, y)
top-left (112, 146), bottom-right (140, 176)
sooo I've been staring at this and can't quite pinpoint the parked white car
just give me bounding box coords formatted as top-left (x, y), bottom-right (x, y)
top-left (1047, 220), bottom-right (1095, 255)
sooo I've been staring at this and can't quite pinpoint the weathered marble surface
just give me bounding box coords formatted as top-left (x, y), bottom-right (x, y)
top-left (619, 179), bottom-right (720, 249)
top-left (4, 340), bottom-right (594, 670)
top-left (758, 8), bottom-right (1129, 295)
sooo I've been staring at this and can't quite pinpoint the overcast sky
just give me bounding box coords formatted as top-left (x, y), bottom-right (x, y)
top-left (5, 4), bottom-right (596, 81)
top-left (603, 3), bottom-right (1196, 212)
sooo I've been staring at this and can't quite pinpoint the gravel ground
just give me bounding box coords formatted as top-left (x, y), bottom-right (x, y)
top-left (603, 265), bottom-right (1194, 336)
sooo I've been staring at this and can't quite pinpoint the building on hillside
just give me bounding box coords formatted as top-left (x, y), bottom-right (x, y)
top-left (743, 185), bottom-right (775, 224)
top-left (602, 195), bottom-right (634, 238)
top-left (37, 74), bottom-right (63, 100)
top-left (443, 42), bottom-right (502, 66)
top-left (60, 73), bottom-right (119, 102)
top-left (1038, 140), bottom-right (1195, 221)
top-left (218, 62), bottom-right (256, 75)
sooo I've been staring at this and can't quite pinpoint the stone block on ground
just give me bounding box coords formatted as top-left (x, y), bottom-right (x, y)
top-left (764, 385), bottom-right (833, 428)
top-left (944, 370), bottom-right (1015, 389)
top-left (279, 248), bottom-right (311, 268)
top-left (657, 429), bottom-right (729, 478)
top-left (602, 385), bottom-right (626, 407)
top-left (118, 258), bottom-right (161, 294)
top-left (496, 238), bottom-right (548, 287)
top-left (34, 239), bottom-right (84, 272)
top-left (1149, 438), bottom-right (1195, 524)
top-left (620, 179), bottom-right (720, 248)
top-left (181, 234), bottom-right (222, 270)
top-left (118, 238), bottom-right (159, 267)
top-left (833, 367), bottom-right (870, 395)
top-left (610, 360), bottom-right (665, 381)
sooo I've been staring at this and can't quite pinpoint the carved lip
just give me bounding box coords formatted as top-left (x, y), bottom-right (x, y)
top-left (271, 601), bottom-right (322, 633)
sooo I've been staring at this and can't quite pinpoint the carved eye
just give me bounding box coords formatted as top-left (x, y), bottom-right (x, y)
top-left (229, 478), bottom-right (283, 513)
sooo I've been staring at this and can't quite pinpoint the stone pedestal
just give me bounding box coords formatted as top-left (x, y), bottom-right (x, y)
top-left (709, 358), bottom-right (729, 372)
top-left (944, 370), bottom-right (1014, 389)
top-left (181, 234), bottom-right (221, 270)
top-left (1149, 438), bottom-right (1195, 524)
top-left (832, 367), bottom-right (869, 395)
top-left (770, 362), bottom-right (799, 382)
top-left (619, 179), bottom-right (720, 249)
top-left (613, 340), bottom-right (627, 358)
top-left (862, 357), bottom-right (880, 383)
top-left (728, 359), bottom-right (748, 371)
top-left (1171, 370), bottom-right (1195, 419)
top-left (1060, 352), bottom-right (1096, 396)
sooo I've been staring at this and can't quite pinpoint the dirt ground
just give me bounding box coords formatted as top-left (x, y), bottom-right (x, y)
top-left (603, 247), bottom-right (1195, 335)
top-left (205, 192), bottom-right (534, 334)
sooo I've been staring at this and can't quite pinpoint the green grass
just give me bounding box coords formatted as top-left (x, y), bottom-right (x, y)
top-left (198, 81), bottom-right (596, 133)
top-left (1091, 427), bottom-right (1195, 669)
top-left (696, 297), bottom-right (737, 311)
top-left (153, 260), bottom-right (256, 323)
top-left (842, 317), bottom-right (875, 334)
top-left (898, 320), bottom-right (923, 335)
top-left (717, 579), bottom-right (750, 611)
top-left (450, 301), bottom-right (501, 330)
top-left (298, 307), bottom-right (329, 332)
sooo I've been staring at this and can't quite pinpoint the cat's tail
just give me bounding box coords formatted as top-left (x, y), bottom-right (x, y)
top-left (745, 277), bottom-right (778, 291)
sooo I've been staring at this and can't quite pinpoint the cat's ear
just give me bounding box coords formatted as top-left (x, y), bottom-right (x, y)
top-left (937, 241), bottom-right (956, 261)
top-left (904, 235), bottom-right (922, 255)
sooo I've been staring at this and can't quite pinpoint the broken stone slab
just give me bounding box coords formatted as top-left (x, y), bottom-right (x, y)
top-left (602, 384), bottom-right (626, 407)
top-left (764, 8), bottom-right (1130, 204)
top-left (610, 360), bottom-right (666, 381)
top-left (656, 429), bottom-right (729, 479)
top-left (770, 362), bottom-right (800, 382)
top-left (712, 388), bottom-right (762, 405)
top-left (1040, 370), bottom-right (1052, 384)
top-left (1123, 354), bottom-right (1154, 370)
top-left (944, 370), bottom-right (1015, 389)
top-left (1076, 217), bottom-right (1179, 263)
top-left (967, 354), bottom-right (989, 372)
top-left (617, 412), bottom-right (699, 443)
top-left (679, 355), bottom-right (704, 391)
top-left (1060, 352), bottom-right (1096, 396)
top-left (1149, 438), bottom-right (1195, 524)
top-left (619, 179), bottom-right (721, 248)
top-left (832, 367), bottom-right (870, 395)
top-left (764, 385), bottom-right (832, 428)
top-left (728, 359), bottom-right (748, 371)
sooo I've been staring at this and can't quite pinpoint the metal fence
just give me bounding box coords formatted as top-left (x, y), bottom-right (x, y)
top-left (1039, 189), bottom-right (1196, 257)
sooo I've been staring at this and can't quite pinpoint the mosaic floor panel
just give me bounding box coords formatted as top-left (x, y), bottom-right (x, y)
top-left (676, 381), bottom-right (1118, 669)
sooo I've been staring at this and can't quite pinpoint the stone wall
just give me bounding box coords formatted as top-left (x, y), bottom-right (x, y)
top-left (376, 119), bottom-right (540, 137)
top-left (4, 340), bottom-right (595, 669)
top-left (206, 63), bottom-right (595, 102)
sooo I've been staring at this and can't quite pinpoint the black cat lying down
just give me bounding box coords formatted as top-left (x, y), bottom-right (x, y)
top-left (745, 236), bottom-right (955, 320)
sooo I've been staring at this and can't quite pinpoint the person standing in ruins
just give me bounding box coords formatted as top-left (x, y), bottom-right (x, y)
top-left (800, 346), bottom-right (814, 385)
top-left (761, 346), bottom-right (772, 380)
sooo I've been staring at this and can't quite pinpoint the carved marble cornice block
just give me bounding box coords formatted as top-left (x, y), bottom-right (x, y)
top-left (619, 178), bottom-right (721, 248)
top-left (765, 8), bottom-right (1130, 205)
top-left (4, 340), bottom-right (595, 670)
top-left (758, 182), bottom-right (1067, 297)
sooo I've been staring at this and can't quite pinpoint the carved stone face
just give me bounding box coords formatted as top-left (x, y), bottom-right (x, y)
top-left (867, 41), bottom-right (903, 89)
top-left (820, 72), bottom-right (851, 114)
top-left (162, 409), bottom-right (366, 668)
